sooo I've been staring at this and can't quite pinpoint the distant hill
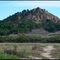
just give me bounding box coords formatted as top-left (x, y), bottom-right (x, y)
top-left (0, 7), bottom-right (60, 35)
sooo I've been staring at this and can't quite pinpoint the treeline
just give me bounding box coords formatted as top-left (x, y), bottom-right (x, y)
top-left (0, 34), bottom-right (60, 43)
top-left (0, 22), bottom-right (42, 35)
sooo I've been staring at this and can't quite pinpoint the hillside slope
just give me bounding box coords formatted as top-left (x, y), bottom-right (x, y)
top-left (26, 28), bottom-right (60, 37)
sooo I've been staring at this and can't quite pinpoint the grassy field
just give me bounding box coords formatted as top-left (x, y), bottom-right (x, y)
top-left (0, 43), bottom-right (60, 59)
top-left (0, 52), bottom-right (20, 59)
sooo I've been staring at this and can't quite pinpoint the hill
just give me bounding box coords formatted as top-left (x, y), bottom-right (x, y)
top-left (0, 7), bottom-right (60, 35)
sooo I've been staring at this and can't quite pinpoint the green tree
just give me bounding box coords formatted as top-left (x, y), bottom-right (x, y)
top-left (45, 22), bottom-right (56, 32)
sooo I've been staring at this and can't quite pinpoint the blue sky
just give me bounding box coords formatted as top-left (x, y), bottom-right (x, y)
top-left (0, 1), bottom-right (60, 20)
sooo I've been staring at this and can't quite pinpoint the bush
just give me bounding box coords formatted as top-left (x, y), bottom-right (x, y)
top-left (0, 34), bottom-right (60, 43)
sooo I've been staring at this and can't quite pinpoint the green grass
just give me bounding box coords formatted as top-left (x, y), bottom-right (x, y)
top-left (53, 45), bottom-right (60, 48)
top-left (0, 52), bottom-right (20, 59)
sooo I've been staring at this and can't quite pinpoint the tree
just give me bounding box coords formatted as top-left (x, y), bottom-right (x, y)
top-left (45, 22), bottom-right (56, 32)
top-left (55, 23), bottom-right (60, 30)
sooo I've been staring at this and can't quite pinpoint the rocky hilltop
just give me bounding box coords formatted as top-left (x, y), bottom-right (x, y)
top-left (3, 7), bottom-right (60, 24)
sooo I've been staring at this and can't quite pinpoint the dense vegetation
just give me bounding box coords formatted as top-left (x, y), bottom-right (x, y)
top-left (45, 19), bottom-right (60, 32)
top-left (0, 22), bottom-right (42, 35)
top-left (0, 34), bottom-right (60, 43)
top-left (0, 20), bottom-right (60, 35)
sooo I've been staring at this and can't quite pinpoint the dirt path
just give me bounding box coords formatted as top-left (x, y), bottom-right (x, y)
top-left (41, 45), bottom-right (55, 59)
top-left (29, 56), bottom-right (42, 59)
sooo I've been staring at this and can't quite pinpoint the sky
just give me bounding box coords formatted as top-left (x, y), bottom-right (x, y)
top-left (0, 1), bottom-right (60, 20)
